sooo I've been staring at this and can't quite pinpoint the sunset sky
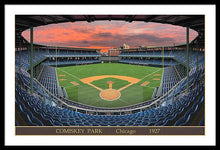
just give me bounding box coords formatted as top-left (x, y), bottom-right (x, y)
top-left (22, 21), bottom-right (198, 52)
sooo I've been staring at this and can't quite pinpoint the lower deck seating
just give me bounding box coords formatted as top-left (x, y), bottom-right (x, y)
top-left (15, 80), bottom-right (204, 126)
top-left (160, 66), bottom-right (181, 95)
top-left (38, 65), bottom-right (59, 96)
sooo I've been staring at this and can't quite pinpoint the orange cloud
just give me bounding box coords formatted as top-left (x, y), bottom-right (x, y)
top-left (22, 21), bottom-right (198, 51)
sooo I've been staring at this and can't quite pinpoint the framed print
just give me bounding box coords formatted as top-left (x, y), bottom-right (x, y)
top-left (5, 4), bottom-right (216, 146)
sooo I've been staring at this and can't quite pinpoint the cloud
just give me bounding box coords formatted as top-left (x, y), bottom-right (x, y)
top-left (52, 32), bottom-right (175, 49)
top-left (125, 33), bottom-right (175, 43)
top-left (93, 32), bottom-right (113, 38)
top-left (21, 20), bottom-right (198, 50)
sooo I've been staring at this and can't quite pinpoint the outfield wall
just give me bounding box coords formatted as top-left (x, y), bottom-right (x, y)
top-left (100, 56), bottom-right (119, 63)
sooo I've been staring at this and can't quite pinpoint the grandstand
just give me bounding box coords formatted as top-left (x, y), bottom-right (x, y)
top-left (15, 15), bottom-right (205, 127)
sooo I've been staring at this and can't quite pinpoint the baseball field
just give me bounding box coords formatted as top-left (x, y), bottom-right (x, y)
top-left (56, 63), bottom-right (163, 108)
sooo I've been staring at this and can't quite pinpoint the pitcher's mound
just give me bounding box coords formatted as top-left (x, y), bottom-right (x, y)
top-left (100, 89), bottom-right (121, 101)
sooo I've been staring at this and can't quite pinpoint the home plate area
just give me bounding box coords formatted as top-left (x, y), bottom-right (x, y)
top-left (100, 88), bottom-right (121, 101)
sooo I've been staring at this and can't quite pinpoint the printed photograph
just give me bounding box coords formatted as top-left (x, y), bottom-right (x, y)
top-left (15, 15), bottom-right (205, 135)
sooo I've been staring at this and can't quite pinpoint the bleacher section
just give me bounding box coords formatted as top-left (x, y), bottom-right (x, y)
top-left (15, 49), bottom-right (101, 70)
top-left (119, 49), bottom-right (204, 68)
top-left (119, 49), bottom-right (204, 97)
top-left (15, 50), bottom-right (48, 70)
top-left (15, 48), bottom-right (101, 100)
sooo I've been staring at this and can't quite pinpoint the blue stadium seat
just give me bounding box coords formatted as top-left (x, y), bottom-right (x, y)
top-left (15, 48), bottom-right (204, 126)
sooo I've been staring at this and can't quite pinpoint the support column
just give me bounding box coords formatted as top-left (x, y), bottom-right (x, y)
top-left (162, 46), bottom-right (164, 68)
top-left (55, 46), bottom-right (57, 68)
top-left (196, 39), bottom-right (199, 72)
top-left (30, 26), bottom-right (34, 94)
top-left (186, 26), bottom-right (189, 93)
top-left (19, 40), bottom-right (21, 73)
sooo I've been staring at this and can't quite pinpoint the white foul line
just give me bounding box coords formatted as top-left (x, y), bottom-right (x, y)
top-left (140, 68), bottom-right (163, 81)
top-left (56, 68), bottom-right (81, 81)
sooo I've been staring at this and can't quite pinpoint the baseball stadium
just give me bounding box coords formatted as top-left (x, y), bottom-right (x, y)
top-left (15, 15), bottom-right (205, 126)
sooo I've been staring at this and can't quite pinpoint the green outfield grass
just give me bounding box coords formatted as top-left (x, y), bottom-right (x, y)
top-left (56, 63), bottom-right (163, 108)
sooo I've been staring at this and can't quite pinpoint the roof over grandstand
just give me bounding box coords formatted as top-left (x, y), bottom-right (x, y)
top-left (15, 15), bottom-right (204, 48)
